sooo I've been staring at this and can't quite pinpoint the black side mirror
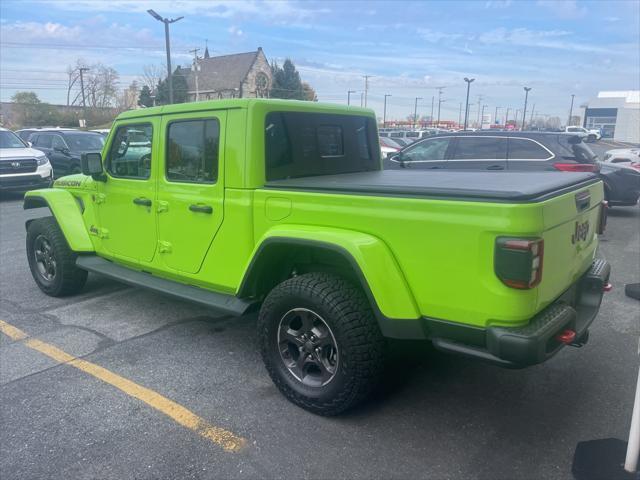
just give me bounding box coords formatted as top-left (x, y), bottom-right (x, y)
top-left (54, 146), bottom-right (70, 155)
top-left (390, 152), bottom-right (409, 169)
top-left (81, 152), bottom-right (106, 181)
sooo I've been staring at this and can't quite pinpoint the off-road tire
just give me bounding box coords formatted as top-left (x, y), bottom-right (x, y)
top-left (26, 217), bottom-right (88, 296)
top-left (258, 272), bottom-right (385, 415)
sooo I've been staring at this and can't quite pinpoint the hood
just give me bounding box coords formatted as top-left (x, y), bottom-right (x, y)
top-left (0, 147), bottom-right (47, 160)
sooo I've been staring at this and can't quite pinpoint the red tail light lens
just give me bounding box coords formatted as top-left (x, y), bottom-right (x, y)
top-left (494, 237), bottom-right (544, 289)
top-left (553, 163), bottom-right (599, 173)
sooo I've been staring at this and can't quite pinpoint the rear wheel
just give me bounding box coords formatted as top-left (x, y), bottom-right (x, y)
top-left (26, 217), bottom-right (87, 296)
top-left (258, 272), bottom-right (385, 415)
top-left (587, 134), bottom-right (596, 143)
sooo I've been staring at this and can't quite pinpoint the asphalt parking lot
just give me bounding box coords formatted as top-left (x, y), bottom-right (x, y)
top-left (1, 177), bottom-right (639, 479)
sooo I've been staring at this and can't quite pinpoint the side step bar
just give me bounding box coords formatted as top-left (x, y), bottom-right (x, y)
top-left (76, 255), bottom-right (254, 317)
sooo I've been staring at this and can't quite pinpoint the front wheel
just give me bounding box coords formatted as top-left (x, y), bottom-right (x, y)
top-left (258, 272), bottom-right (385, 415)
top-left (26, 217), bottom-right (87, 296)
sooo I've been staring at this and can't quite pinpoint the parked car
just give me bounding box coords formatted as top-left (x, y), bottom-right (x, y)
top-left (603, 148), bottom-right (640, 171)
top-left (15, 128), bottom-right (41, 143)
top-left (565, 126), bottom-right (601, 142)
top-left (379, 136), bottom-right (402, 157)
top-left (386, 131), bottom-right (640, 207)
top-left (29, 129), bottom-right (104, 177)
top-left (23, 98), bottom-right (610, 415)
top-left (0, 127), bottom-right (53, 191)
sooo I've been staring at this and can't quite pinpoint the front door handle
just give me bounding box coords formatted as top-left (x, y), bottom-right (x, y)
top-left (486, 165), bottom-right (504, 170)
top-left (133, 197), bottom-right (152, 207)
top-left (189, 204), bottom-right (213, 214)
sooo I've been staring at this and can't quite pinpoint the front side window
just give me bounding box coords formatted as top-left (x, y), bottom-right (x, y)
top-left (403, 137), bottom-right (450, 162)
top-left (107, 124), bottom-right (153, 179)
top-left (34, 134), bottom-right (52, 148)
top-left (451, 137), bottom-right (507, 160)
top-left (166, 119), bottom-right (219, 183)
top-left (52, 135), bottom-right (67, 150)
top-left (508, 138), bottom-right (552, 160)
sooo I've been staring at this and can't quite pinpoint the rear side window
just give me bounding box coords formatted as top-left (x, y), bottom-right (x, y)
top-left (106, 124), bottom-right (153, 179)
top-left (265, 112), bottom-right (378, 181)
top-left (451, 137), bottom-right (507, 160)
top-left (508, 138), bottom-right (552, 160)
top-left (166, 119), bottom-right (219, 183)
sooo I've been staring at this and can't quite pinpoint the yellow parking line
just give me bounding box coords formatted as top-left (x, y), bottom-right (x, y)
top-left (0, 319), bottom-right (246, 452)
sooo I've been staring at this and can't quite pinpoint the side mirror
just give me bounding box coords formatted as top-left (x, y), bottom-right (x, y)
top-left (81, 152), bottom-right (106, 181)
top-left (54, 146), bottom-right (69, 154)
top-left (389, 152), bottom-right (409, 168)
top-left (28, 141), bottom-right (33, 147)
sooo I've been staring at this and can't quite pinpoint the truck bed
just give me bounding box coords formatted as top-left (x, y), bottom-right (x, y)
top-left (265, 170), bottom-right (599, 203)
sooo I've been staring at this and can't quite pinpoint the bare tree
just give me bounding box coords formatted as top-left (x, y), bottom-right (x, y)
top-left (140, 64), bottom-right (164, 92)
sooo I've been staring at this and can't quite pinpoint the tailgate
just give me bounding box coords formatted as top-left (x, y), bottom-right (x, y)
top-left (537, 180), bottom-right (604, 309)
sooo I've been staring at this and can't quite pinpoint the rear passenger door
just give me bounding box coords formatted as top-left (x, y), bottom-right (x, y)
top-left (447, 136), bottom-right (507, 170)
top-left (157, 112), bottom-right (226, 274)
top-left (506, 137), bottom-right (555, 171)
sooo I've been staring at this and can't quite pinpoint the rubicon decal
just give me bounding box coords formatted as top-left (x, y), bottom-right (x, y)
top-left (572, 220), bottom-right (590, 244)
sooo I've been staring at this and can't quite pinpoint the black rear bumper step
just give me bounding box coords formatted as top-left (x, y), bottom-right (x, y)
top-left (76, 255), bottom-right (254, 317)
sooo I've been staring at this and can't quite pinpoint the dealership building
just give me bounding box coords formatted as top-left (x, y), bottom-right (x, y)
top-left (579, 91), bottom-right (639, 143)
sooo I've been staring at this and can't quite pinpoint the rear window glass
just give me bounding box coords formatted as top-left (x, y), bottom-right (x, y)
top-left (508, 138), bottom-right (552, 160)
top-left (265, 112), bottom-right (379, 181)
top-left (557, 136), bottom-right (598, 163)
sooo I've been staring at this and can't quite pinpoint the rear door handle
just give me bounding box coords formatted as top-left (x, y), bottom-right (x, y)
top-left (133, 197), bottom-right (152, 207)
top-left (486, 165), bottom-right (505, 170)
top-left (189, 204), bottom-right (213, 214)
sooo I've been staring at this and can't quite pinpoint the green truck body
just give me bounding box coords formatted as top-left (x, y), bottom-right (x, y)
top-left (24, 99), bottom-right (611, 414)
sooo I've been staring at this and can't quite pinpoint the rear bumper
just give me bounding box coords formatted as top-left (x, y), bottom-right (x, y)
top-left (428, 259), bottom-right (611, 367)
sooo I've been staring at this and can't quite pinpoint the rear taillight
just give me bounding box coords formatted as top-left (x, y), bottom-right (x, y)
top-left (553, 163), bottom-right (600, 173)
top-left (494, 237), bottom-right (544, 289)
top-left (597, 201), bottom-right (608, 234)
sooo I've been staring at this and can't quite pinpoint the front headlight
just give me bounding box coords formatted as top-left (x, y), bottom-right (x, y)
top-left (36, 155), bottom-right (49, 166)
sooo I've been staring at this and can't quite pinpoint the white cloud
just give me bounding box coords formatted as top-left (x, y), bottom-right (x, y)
top-left (478, 27), bottom-right (611, 53)
top-left (227, 25), bottom-right (244, 37)
top-left (536, 0), bottom-right (586, 19)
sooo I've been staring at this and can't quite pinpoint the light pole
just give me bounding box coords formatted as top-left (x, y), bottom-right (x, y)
top-left (480, 104), bottom-right (487, 128)
top-left (383, 94), bottom-right (391, 127)
top-left (437, 98), bottom-right (446, 126)
top-left (505, 107), bottom-right (511, 126)
top-left (363, 75), bottom-right (372, 107)
top-left (347, 90), bottom-right (356, 106)
top-left (522, 86), bottom-right (532, 131)
top-left (494, 106), bottom-right (501, 125)
top-left (78, 67), bottom-right (89, 109)
top-left (463, 77), bottom-right (474, 130)
top-left (413, 97), bottom-right (422, 129)
top-left (147, 9), bottom-right (183, 104)
top-left (568, 93), bottom-right (575, 126)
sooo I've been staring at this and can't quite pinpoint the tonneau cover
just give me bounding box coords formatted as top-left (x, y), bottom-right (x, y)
top-left (264, 170), bottom-right (599, 202)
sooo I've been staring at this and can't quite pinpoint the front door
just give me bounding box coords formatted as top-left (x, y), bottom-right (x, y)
top-left (156, 112), bottom-right (226, 273)
top-left (97, 121), bottom-right (157, 263)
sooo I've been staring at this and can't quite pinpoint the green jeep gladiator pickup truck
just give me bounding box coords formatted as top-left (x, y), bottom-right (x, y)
top-left (24, 99), bottom-right (611, 415)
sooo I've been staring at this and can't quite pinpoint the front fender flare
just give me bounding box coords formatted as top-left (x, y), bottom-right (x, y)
top-left (24, 189), bottom-right (93, 252)
top-left (240, 225), bottom-right (422, 337)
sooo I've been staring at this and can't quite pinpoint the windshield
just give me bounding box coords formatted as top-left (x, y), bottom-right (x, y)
top-left (0, 131), bottom-right (27, 149)
top-left (64, 133), bottom-right (105, 151)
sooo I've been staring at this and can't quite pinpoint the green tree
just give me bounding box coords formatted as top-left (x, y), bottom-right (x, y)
top-left (270, 59), bottom-right (307, 100)
top-left (10, 91), bottom-right (57, 127)
top-left (156, 70), bottom-right (188, 105)
top-left (138, 85), bottom-right (154, 107)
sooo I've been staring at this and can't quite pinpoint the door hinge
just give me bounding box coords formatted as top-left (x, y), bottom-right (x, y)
top-left (158, 240), bottom-right (172, 253)
top-left (157, 200), bottom-right (169, 213)
top-left (89, 225), bottom-right (109, 239)
top-left (93, 193), bottom-right (106, 204)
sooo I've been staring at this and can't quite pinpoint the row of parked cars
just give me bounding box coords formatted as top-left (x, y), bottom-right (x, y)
top-left (379, 129), bottom-right (640, 207)
top-left (0, 127), bottom-right (106, 191)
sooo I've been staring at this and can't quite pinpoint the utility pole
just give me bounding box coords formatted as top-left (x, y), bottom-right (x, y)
top-left (383, 94), bottom-right (391, 127)
top-left (347, 90), bottom-right (356, 106)
top-left (522, 86), bottom-right (532, 131)
top-left (430, 96), bottom-right (434, 126)
top-left (494, 106), bottom-right (501, 125)
top-left (413, 97), bottom-right (422, 129)
top-left (568, 94), bottom-right (575, 126)
top-left (505, 107), bottom-right (511, 125)
top-left (463, 77), bottom-right (474, 130)
top-left (148, 9), bottom-right (184, 104)
top-left (476, 94), bottom-right (484, 127)
top-left (436, 87), bottom-right (445, 127)
top-left (78, 67), bottom-right (89, 109)
top-left (480, 104), bottom-right (487, 129)
top-left (360, 92), bottom-right (364, 107)
top-left (189, 48), bottom-right (200, 102)
top-left (362, 75), bottom-right (372, 107)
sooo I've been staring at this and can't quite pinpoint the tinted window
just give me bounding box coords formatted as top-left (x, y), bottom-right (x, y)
top-left (265, 112), bottom-right (378, 181)
top-left (451, 137), bottom-right (506, 160)
top-left (107, 124), bottom-right (152, 179)
top-left (508, 138), bottom-right (552, 160)
top-left (34, 134), bottom-right (52, 148)
top-left (166, 119), bottom-right (219, 183)
top-left (403, 137), bottom-right (450, 161)
top-left (52, 135), bottom-right (67, 150)
top-left (64, 133), bottom-right (104, 151)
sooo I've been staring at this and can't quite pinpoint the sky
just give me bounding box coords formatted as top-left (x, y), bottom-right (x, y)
top-left (1, 0), bottom-right (638, 124)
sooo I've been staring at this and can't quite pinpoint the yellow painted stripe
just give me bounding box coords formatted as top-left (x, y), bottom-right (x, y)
top-left (0, 319), bottom-right (246, 452)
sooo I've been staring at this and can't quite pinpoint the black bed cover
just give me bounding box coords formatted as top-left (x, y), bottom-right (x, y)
top-left (264, 170), bottom-right (599, 203)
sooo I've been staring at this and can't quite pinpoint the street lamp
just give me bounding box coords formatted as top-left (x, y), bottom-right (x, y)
top-left (347, 90), bottom-right (356, 106)
top-left (147, 9), bottom-right (183, 104)
top-left (522, 86), bottom-right (532, 131)
top-left (494, 106), bottom-right (501, 125)
top-left (383, 94), bottom-right (391, 127)
top-left (437, 97), bottom-right (446, 126)
top-left (568, 94), bottom-right (575, 126)
top-left (413, 97), bottom-right (422, 129)
top-left (480, 104), bottom-right (487, 128)
top-left (463, 77), bottom-right (475, 130)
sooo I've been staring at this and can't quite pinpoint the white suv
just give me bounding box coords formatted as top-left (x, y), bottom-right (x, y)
top-left (565, 126), bottom-right (601, 142)
top-left (0, 127), bottom-right (53, 191)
